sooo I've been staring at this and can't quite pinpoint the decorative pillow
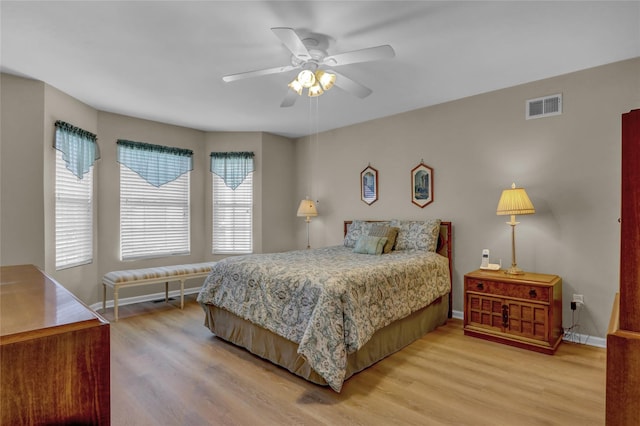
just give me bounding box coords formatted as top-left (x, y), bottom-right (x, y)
top-left (368, 225), bottom-right (399, 254)
top-left (344, 221), bottom-right (389, 248)
top-left (391, 219), bottom-right (441, 252)
top-left (353, 236), bottom-right (388, 255)
top-left (344, 220), bottom-right (369, 248)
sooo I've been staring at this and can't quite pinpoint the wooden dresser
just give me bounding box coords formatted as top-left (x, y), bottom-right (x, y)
top-left (606, 109), bottom-right (640, 425)
top-left (464, 269), bottom-right (563, 354)
top-left (0, 264), bottom-right (110, 425)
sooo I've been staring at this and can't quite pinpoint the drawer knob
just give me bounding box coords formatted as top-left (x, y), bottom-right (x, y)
top-left (529, 289), bottom-right (537, 298)
top-left (476, 282), bottom-right (484, 290)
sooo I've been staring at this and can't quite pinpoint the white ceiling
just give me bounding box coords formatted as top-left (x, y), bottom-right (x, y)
top-left (2, 1), bottom-right (639, 138)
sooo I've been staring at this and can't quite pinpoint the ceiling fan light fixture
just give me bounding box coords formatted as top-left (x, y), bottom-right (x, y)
top-left (308, 83), bottom-right (324, 97)
top-left (316, 70), bottom-right (336, 91)
top-left (288, 78), bottom-right (303, 95)
top-left (223, 28), bottom-right (395, 107)
top-left (297, 69), bottom-right (316, 88)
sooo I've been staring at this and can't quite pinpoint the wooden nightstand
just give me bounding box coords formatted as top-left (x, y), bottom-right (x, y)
top-left (464, 269), bottom-right (563, 354)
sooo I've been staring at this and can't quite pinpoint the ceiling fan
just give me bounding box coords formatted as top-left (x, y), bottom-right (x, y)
top-left (222, 27), bottom-right (395, 107)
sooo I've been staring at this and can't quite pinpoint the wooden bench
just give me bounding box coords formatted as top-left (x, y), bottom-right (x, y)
top-left (102, 262), bottom-right (217, 321)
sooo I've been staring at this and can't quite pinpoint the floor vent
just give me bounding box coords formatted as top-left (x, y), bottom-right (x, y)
top-left (526, 94), bottom-right (562, 119)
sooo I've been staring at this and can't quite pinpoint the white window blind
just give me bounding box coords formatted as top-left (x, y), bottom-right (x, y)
top-left (120, 164), bottom-right (190, 260)
top-left (55, 150), bottom-right (94, 270)
top-left (212, 172), bottom-right (253, 254)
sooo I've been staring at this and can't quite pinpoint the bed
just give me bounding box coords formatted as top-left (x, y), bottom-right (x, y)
top-left (197, 219), bottom-right (452, 392)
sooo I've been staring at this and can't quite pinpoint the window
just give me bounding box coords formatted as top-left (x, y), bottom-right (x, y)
top-left (118, 140), bottom-right (192, 260)
top-left (211, 152), bottom-right (254, 254)
top-left (54, 120), bottom-right (99, 270)
top-left (55, 151), bottom-right (94, 269)
top-left (212, 172), bottom-right (253, 254)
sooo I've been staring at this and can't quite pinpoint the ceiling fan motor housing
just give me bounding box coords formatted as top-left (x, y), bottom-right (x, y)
top-left (291, 38), bottom-right (327, 69)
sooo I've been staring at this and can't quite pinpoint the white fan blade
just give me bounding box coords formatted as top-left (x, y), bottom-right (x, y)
top-left (323, 45), bottom-right (395, 67)
top-left (280, 89), bottom-right (299, 108)
top-left (271, 27), bottom-right (312, 60)
top-left (222, 65), bottom-right (297, 82)
top-left (330, 71), bottom-right (372, 99)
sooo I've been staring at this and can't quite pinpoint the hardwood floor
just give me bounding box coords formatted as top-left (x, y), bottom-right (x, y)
top-left (108, 296), bottom-right (606, 425)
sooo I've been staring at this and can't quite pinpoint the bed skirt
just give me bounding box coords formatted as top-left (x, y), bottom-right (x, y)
top-left (202, 295), bottom-right (449, 387)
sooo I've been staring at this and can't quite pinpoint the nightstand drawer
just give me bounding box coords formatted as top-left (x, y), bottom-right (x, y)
top-left (465, 278), bottom-right (550, 303)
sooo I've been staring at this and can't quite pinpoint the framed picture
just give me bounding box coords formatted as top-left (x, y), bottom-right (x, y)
top-left (360, 165), bottom-right (378, 205)
top-left (411, 162), bottom-right (433, 208)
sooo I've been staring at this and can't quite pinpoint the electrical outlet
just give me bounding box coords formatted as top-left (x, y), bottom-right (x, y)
top-left (572, 294), bottom-right (584, 305)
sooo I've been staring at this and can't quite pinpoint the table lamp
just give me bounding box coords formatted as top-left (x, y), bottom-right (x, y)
top-left (297, 197), bottom-right (318, 249)
top-left (496, 183), bottom-right (535, 275)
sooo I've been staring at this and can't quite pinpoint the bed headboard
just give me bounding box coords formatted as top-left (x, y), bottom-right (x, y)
top-left (342, 220), bottom-right (452, 258)
top-left (343, 220), bottom-right (453, 318)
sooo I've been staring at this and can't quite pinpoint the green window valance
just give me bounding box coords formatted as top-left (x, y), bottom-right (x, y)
top-left (117, 140), bottom-right (193, 187)
top-left (54, 120), bottom-right (100, 179)
top-left (210, 151), bottom-right (255, 190)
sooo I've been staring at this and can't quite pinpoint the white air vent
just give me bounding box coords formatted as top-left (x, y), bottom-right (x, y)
top-left (526, 94), bottom-right (562, 119)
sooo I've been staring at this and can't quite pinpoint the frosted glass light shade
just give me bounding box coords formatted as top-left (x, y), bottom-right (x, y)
top-left (316, 70), bottom-right (336, 90)
top-left (308, 83), bottom-right (324, 97)
top-left (297, 70), bottom-right (316, 88)
top-left (288, 79), bottom-right (303, 95)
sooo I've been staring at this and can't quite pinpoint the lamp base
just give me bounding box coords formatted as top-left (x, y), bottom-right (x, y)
top-left (504, 265), bottom-right (525, 275)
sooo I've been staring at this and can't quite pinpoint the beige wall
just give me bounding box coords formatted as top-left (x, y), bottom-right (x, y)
top-left (0, 74), bottom-right (45, 268)
top-left (262, 132), bottom-right (296, 252)
top-left (295, 58), bottom-right (640, 340)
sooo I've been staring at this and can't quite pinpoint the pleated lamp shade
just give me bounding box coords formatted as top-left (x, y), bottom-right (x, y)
top-left (496, 183), bottom-right (535, 216)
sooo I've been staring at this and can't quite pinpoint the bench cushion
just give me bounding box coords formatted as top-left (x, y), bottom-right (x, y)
top-left (103, 262), bottom-right (217, 285)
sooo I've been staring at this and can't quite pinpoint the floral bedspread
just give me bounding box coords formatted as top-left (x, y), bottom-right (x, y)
top-left (197, 245), bottom-right (450, 392)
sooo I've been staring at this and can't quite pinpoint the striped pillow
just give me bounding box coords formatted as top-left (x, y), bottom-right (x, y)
top-left (369, 225), bottom-right (399, 253)
top-left (353, 236), bottom-right (388, 255)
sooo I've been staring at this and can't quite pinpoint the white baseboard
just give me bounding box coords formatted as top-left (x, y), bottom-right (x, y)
top-left (450, 309), bottom-right (606, 348)
top-left (563, 333), bottom-right (606, 348)
top-left (89, 287), bottom-right (201, 312)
